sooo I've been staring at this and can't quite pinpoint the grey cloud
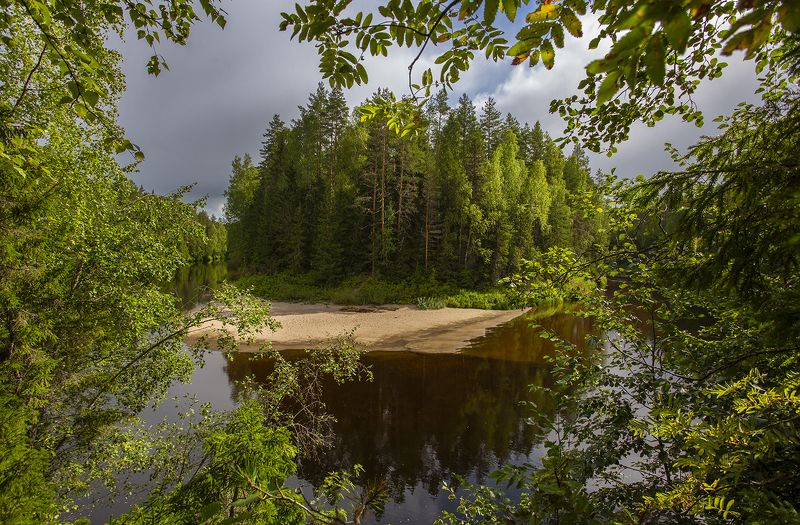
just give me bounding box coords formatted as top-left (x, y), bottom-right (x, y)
top-left (117, 0), bottom-right (322, 216)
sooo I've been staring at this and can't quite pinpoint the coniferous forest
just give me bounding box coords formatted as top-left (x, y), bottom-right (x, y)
top-left (225, 86), bottom-right (605, 287)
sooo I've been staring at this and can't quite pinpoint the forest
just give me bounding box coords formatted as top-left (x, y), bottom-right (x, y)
top-left (225, 86), bottom-right (605, 288)
top-left (2, 0), bottom-right (799, 524)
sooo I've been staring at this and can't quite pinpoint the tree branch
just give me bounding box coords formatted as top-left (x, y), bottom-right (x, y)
top-left (12, 44), bottom-right (47, 112)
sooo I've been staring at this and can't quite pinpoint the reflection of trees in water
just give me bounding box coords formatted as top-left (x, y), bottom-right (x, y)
top-left (464, 309), bottom-right (594, 362)
top-left (173, 262), bottom-right (228, 308)
top-left (222, 309), bottom-right (595, 507)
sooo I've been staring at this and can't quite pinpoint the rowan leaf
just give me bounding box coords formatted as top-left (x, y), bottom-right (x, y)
top-left (560, 7), bottom-right (582, 37)
top-left (484, 0), bottom-right (499, 25)
top-left (502, 0), bottom-right (518, 22)
top-left (540, 39), bottom-right (555, 69)
top-left (526, 4), bottom-right (559, 23)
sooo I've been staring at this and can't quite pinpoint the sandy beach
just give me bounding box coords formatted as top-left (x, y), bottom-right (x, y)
top-left (190, 301), bottom-right (528, 353)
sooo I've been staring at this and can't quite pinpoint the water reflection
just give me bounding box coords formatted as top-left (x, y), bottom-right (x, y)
top-left (463, 307), bottom-right (593, 362)
top-left (219, 308), bottom-right (594, 523)
top-left (172, 261), bottom-right (227, 308)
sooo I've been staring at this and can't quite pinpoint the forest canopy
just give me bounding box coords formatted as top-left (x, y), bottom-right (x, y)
top-left (225, 86), bottom-right (606, 288)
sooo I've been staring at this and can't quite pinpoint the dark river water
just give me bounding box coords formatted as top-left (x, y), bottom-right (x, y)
top-left (92, 263), bottom-right (594, 524)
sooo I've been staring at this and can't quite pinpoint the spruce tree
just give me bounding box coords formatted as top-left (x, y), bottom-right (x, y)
top-left (530, 121), bottom-right (546, 163)
top-left (479, 97), bottom-right (502, 158)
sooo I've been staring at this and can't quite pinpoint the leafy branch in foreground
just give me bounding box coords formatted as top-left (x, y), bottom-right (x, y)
top-left (283, 0), bottom-right (799, 151)
top-left (437, 67), bottom-right (800, 523)
top-left (108, 339), bottom-right (378, 525)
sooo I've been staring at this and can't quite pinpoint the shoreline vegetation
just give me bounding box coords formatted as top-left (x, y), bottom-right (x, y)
top-left (232, 271), bottom-right (591, 310)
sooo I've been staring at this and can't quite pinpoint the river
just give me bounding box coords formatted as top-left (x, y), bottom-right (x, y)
top-left (92, 263), bottom-right (594, 524)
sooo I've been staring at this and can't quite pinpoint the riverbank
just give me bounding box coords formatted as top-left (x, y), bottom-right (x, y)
top-left (234, 273), bottom-right (526, 310)
top-left (189, 301), bottom-right (529, 353)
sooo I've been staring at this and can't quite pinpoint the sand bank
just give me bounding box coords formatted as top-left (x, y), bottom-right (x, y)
top-left (190, 302), bottom-right (528, 353)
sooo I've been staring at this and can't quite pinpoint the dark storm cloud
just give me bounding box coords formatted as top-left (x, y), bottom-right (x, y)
top-left (116, 0), bottom-right (322, 216)
top-left (115, 4), bottom-right (763, 217)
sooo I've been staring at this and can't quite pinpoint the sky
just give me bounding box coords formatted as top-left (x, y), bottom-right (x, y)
top-left (115, 0), bottom-right (762, 217)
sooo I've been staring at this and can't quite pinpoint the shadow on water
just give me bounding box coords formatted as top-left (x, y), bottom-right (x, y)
top-left (219, 307), bottom-right (594, 524)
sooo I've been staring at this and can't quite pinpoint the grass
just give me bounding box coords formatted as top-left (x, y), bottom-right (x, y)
top-left (233, 272), bottom-right (533, 310)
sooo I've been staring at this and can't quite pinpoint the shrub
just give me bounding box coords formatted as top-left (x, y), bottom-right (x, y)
top-left (415, 296), bottom-right (446, 310)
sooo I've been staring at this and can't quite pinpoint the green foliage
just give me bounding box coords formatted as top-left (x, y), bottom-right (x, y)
top-left (227, 86), bottom-right (606, 291)
top-left (415, 296), bottom-right (447, 309)
top-left (235, 272), bottom-right (530, 309)
top-left (0, 6), bottom-right (373, 525)
top-left (438, 62), bottom-right (800, 522)
top-left (284, 0), bottom-right (799, 152)
top-left (114, 401), bottom-right (305, 525)
top-left (443, 289), bottom-right (516, 310)
top-left (1, 0), bottom-right (227, 157)
top-left (179, 210), bottom-right (227, 263)
top-left (0, 394), bottom-right (56, 524)
top-left (276, 1), bottom-right (800, 523)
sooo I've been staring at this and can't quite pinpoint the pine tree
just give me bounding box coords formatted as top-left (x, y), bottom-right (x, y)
top-left (427, 88), bottom-right (450, 144)
top-left (501, 113), bottom-right (521, 141)
top-left (519, 122), bottom-right (533, 165)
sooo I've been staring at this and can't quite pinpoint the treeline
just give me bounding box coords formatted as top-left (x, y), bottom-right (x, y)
top-left (225, 85), bottom-right (606, 286)
top-left (182, 210), bottom-right (227, 262)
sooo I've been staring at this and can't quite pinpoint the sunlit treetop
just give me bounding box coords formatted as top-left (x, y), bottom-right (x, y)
top-left (280, 0), bottom-right (800, 150)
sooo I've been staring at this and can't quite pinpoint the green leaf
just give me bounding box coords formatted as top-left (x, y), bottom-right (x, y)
top-left (484, 0), bottom-right (499, 25)
top-left (507, 40), bottom-right (533, 57)
top-left (199, 502), bottom-right (223, 522)
top-left (560, 7), bottom-right (582, 38)
top-left (218, 512), bottom-right (254, 525)
top-left (526, 4), bottom-right (559, 23)
top-left (611, 25), bottom-right (651, 55)
top-left (231, 493), bottom-right (261, 507)
top-left (645, 34), bottom-right (666, 86)
top-left (529, 48), bottom-right (540, 67)
top-left (66, 81), bottom-right (80, 99)
top-left (551, 24), bottom-right (564, 48)
top-left (664, 10), bottom-right (691, 52)
top-left (501, 0), bottom-right (518, 22)
top-left (586, 59), bottom-right (610, 75)
top-left (540, 39), bottom-right (555, 70)
top-left (596, 70), bottom-right (620, 105)
top-left (84, 89), bottom-right (100, 107)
